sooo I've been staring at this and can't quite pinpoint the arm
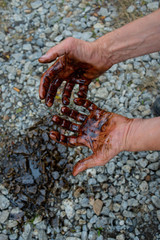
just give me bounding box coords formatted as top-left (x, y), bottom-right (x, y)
top-left (125, 117), bottom-right (160, 152)
top-left (39, 9), bottom-right (160, 106)
top-left (95, 9), bottom-right (160, 68)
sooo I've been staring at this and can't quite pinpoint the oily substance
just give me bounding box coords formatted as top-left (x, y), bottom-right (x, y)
top-left (39, 54), bottom-right (104, 107)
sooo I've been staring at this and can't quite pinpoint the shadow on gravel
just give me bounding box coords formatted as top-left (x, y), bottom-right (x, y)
top-left (0, 115), bottom-right (73, 221)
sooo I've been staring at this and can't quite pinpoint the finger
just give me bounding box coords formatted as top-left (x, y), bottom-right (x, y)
top-left (73, 153), bottom-right (103, 176)
top-left (77, 85), bottom-right (88, 98)
top-left (74, 98), bottom-right (99, 112)
top-left (50, 131), bottom-right (80, 147)
top-left (61, 106), bottom-right (87, 122)
top-left (62, 82), bottom-right (75, 105)
top-left (45, 78), bottom-right (63, 107)
top-left (52, 115), bottom-right (80, 132)
top-left (38, 38), bottom-right (73, 63)
top-left (39, 56), bottom-right (65, 99)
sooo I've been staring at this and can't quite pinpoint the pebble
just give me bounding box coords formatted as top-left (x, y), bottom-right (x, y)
top-left (31, 1), bottom-right (42, 9)
top-left (0, 234), bottom-right (8, 240)
top-left (151, 196), bottom-right (160, 209)
top-left (107, 162), bottom-right (115, 175)
top-left (1, 0), bottom-right (160, 239)
top-left (0, 195), bottom-right (10, 210)
top-left (127, 5), bottom-right (135, 13)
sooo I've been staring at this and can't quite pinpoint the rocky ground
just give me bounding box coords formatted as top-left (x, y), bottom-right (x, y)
top-left (0, 0), bottom-right (160, 239)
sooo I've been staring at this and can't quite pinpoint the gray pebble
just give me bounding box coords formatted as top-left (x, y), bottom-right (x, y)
top-left (151, 196), bottom-right (160, 209)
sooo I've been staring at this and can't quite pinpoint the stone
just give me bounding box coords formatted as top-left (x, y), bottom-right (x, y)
top-left (157, 210), bottom-right (160, 221)
top-left (107, 162), bottom-right (115, 175)
top-left (6, 220), bottom-right (18, 228)
top-left (94, 23), bottom-right (104, 29)
top-left (116, 234), bottom-right (125, 240)
top-left (139, 181), bottom-right (148, 193)
top-left (81, 231), bottom-right (88, 240)
top-left (31, 1), bottom-right (42, 9)
top-left (98, 7), bottom-right (109, 16)
top-left (0, 234), bottom-right (8, 240)
top-left (63, 199), bottom-right (75, 219)
top-left (148, 162), bottom-right (159, 171)
top-left (23, 44), bottom-right (32, 51)
top-left (151, 196), bottom-right (160, 209)
top-left (127, 5), bottom-right (135, 13)
top-left (22, 223), bottom-right (33, 240)
top-left (147, 2), bottom-right (159, 10)
top-left (38, 230), bottom-right (48, 240)
top-left (0, 210), bottom-right (9, 223)
top-left (0, 195), bottom-right (10, 210)
top-left (93, 199), bottom-right (103, 216)
top-left (54, 35), bottom-right (63, 42)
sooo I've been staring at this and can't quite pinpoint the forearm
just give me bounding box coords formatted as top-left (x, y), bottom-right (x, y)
top-left (125, 117), bottom-right (160, 152)
top-left (95, 9), bottom-right (160, 67)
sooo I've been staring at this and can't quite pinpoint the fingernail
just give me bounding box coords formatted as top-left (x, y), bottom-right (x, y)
top-left (39, 55), bottom-right (46, 61)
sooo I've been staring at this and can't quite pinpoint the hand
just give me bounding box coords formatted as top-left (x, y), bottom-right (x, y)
top-left (50, 98), bottom-right (133, 176)
top-left (38, 37), bottom-right (112, 107)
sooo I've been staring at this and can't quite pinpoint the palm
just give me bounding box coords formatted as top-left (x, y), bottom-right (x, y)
top-left (39, 38), bottom-right (111, 107)
top-left (50, 98), bottom-right (131, 175)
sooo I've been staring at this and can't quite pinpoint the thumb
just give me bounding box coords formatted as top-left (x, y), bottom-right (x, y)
top-left (38, 37), bottom-right (74, 63)
top-left (73, 153), bottom-right (105, 176)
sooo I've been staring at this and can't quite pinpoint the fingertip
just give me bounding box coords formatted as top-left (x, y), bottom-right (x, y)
top-left (38, 56), bottom-right (47, 63)
top-left (62, 96), bottom-right (70, 105)
top-left (74, 98), bottom-right (84, 106)
top-left (61, 106), bottom-right (69, 114)
top-left (50, 131), bottom-right (60, 141)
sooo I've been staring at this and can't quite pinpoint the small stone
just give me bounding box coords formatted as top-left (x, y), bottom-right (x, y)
top-left (116, 234), bottom-right (125, 240)
top-left (146, 152), bottom-right (159, 162)
top-left (147, 2), bottom-right (159, 10)
top-left (63, 199), bottom-right (75, 219)
top-left (0, 195), bottom-right (10, 210)
top-left (0, 210), bottom-right (9, 223)
top-left (94, 23), bottom-right (104, 29)
top-left (122, 165), bottom-right (131, 173)
top-left (148, 162), bottom-right (159, 171)
top-left (123, 210), bottom-right (135, 218)
top-left (54, 35), bottom-right (63, 42)
top-left (107, 162), bottom-right (115, 175)
top-left (98, 7), bottom-right (109, 16)
top-left (31, 1), bottom-right (42, 9)
top-left (23, 44), bottom-right (32, 51)
top-left (38, 230), bottom-right (48, 240)
top-left (74, 187), bottom-right (85, 198)
top-left (139, 181), bottom-right (148, 193)
top-left (81, 231), bottom-right (88, 240)
top-left (6, 220), bottom-right (18, 228)
top-left (151, 196), bottom-right (160, 209)
top-left (127, 5), bottom-right (135, 13)
top-left (157, 210), bottom-right (160, 221)
top-left (3, 115), bottom-right (9, 121)
top-left (33, 216), bottom-right (43, 225)
top-left (22, 223), bottom-right (32, 240)
top-left (93, 199), bottom-right (103, 216)
top-left (0, 234), bottom-right (8, 240)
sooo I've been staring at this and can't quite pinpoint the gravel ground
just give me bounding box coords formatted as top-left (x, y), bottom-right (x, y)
top-left (0, 0), bottom-right (160, 239)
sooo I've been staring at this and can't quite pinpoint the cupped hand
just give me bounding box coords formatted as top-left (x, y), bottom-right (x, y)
top-left (39, 37), bottom-right (112, 107)
top-left (50, 98), bottom-right (133, 176)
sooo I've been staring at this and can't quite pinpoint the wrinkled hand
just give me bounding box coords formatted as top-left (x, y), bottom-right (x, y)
top-left (50, 98), bottom-right (133, 176)
top-left (39, 37), bottom-right (112, 107)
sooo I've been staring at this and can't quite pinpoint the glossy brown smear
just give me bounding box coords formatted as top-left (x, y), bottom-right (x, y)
top-left (50, 98), bottom-right (132, 175)
top-left (39, 55), bottom-right (105, 107)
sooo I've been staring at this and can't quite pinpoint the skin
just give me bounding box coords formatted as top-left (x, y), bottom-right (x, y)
top-left (50, 98), bottom-right (133, 176)
top-left (50, 98), bottom-right (160, 175)
top-left (39, 9), bottom-right (160, 106)
top-left (38, 9), bottom-right (160, 175)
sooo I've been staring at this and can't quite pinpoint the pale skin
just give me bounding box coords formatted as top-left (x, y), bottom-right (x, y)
top-left (39, 9), bottom-right (160, 175)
